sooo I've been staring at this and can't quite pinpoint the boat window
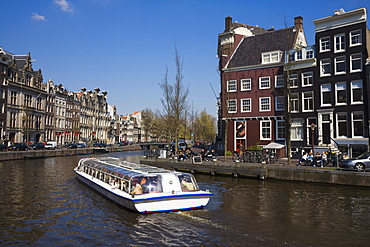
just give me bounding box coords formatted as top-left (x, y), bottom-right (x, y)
top-left (177, 174), bottom-right (199, 191)
top-left (130, 175), bottom-right (163, 195)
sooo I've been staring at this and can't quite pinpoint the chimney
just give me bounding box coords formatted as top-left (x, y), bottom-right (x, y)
top-left (225, 16), bottom-right (232, 32)
top-left (294, 16), bottom-right (303, 31)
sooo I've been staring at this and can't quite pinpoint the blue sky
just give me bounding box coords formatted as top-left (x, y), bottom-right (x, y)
top-left (2, 0), bottom-right (369, 117)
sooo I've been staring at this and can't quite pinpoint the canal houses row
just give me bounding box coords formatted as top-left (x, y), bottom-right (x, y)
top-left (217, 7), bottom-right (370, 158)
top-left (0, 48), bottom-right (143, 146)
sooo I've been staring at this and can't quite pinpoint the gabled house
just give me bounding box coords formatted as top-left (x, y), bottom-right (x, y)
top-left (218, 16), bottom-right (308, 157)
top-left (313, 7), bottom-right (370, 157)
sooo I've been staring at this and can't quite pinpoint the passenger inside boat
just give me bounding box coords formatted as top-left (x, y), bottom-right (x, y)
top-left (177, 174), bottom-right (197, 191)
top-left (130, 175), bottom-right (163, 194)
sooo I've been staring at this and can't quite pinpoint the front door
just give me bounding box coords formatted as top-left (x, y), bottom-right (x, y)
top-left (318, 112), bottom-right (333, 145)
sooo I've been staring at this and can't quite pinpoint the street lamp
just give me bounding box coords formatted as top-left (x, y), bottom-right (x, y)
top-left (310, 123), bottom-right (316, 154)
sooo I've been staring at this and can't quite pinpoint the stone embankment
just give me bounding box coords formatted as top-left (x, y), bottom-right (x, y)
top-left (0, 144), bottom-right (141, 161)
top-left (140, 157), bottom-right (370, 187)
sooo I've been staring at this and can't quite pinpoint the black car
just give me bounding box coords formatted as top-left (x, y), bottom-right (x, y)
top-left (93, 143), bottom-right (107, 147)
top-left (29, 143), bottom-right (45, 150)
top-left (0, 143), bottom-right (7, 151)
top-left (8, 143), bottom-right (29, 151)
top-left (67, 143), bottom-right (78, 149)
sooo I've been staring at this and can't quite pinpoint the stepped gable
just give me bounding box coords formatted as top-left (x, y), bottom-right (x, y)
top-left (228, 27), bottom-right (296, 68)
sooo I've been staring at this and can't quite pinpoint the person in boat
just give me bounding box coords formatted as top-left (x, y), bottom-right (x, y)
top-left (131, 177), bottom-right (148, 195)
top-left (180, 176), bottom-right (194, 191)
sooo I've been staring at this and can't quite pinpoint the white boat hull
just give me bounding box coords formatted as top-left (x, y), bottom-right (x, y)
top-left (75, 170), bottom-right (212, 213)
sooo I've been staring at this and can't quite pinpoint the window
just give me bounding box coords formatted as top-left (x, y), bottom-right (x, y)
top-left (352, 112), bottom-right (363, 137)
top-left (350, 53), bottom-right (362, 72)
top-left (321, 84), bottom-right (332, 106)
top-left (227, 80), bottom-right (237, 92)
top-left (319, 37), bottom-right (330, 52)
top-left (351, 80), bottom-right (363, 104)
top-left (302, 72), bottom-right (313, 86)
top-left (259, 77), bottom-right (270, 89)
top-left (302, 91), bottom-right (314, 111)
top-left (275, 96), bottom-right (284, 111)
top-left (241, 79), bottom-right (251, 91)
top-left (289, 74), bottom-right (298, 88)
top-left (291, 119), bottom-right (303, 140)
top-left (350, 30), bottom-right (362, 46)
top-left (259, 97), bottom-right (270, 111)
top-left (262, 51), bottom-right (281, 64)
top-left (260, 121), bottom-right (271, 140)
top-left (334, 33), bottom-right (345, 52)
top-left (334, 56), bottom-right (346, 74)
top-left (320, 58), bottom-right (331, 76)
top-left (296, 50), bottom-right (303, 60)
top-left (228, 99), bottom-right (237, 113)
top-left (276, 120), bottom-right (285, 140)
top-left (10, 112), bottom-right (16, 128)
top-left (241, 98), bottom-right (251, 112)
top-left (275, 75), bottom-right (284, 88)
top-left (306, 49), bottom-right (314, 59)
top-left (337, 113), bottom-right (347, 138)
top-left (10, 91), bottom-right (17, 105)
top-left (290, 93), bottom-right (299, 113)
top-left (335, 82), bottom-right (346, 105)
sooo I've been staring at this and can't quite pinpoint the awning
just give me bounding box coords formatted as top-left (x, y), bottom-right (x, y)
top-left (263, 142), bottom-right (285, 149)
top-left (334, 138), bottom-right (369, 145)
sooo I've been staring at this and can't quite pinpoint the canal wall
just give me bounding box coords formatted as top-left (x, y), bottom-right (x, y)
top-left (140, 158), bottom-right (370, 187)
top-left (0, 144), bottom-right (141, 161)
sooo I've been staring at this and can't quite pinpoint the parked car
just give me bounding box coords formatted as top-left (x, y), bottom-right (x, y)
top-left (45, 141), bottom-right (58, 149)
top-left (0, 143), bottom-right (7, 151)
top-left (93, 143), bottom-right (107, 148)
top-left (29, 143), bottom-right (45, 150)
top-left (76, 142), bottom-right (87, 148)
top-left (8, 143), bottom-right (29, 151)
top-left (339, 152), bottom-right (370, 172)
top-left (119, 141), bottom-right (129, 146)
top-left (67, 143), bottom-right (78, 149)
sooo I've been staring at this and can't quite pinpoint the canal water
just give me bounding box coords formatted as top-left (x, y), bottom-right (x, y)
top-left (1, 150), bottom-right (370, 246)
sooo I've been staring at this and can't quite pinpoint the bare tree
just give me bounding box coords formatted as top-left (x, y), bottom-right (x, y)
top-left (159, 46), bottom-right (189, 154)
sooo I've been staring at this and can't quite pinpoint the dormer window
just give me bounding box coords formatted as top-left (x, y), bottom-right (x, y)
top-left (262, 51), bottom-right (282, 64)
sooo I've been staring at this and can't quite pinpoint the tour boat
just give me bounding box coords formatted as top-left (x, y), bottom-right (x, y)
top-left (74, 157), bottom-right (212, 213)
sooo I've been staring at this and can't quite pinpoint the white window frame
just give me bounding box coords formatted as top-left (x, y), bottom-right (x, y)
top-left (290, 93), bottom-right (299, 113)
top-left (262, 51), bottom-right (281, 64)
top-left (227, 80), bottom-right (237, 92)
top-left (319, 36), bottom-right (330, 52)
top-left (352, 111), bottom-right (364, 137)
top-left (351, 80), bottom-right (363, 104)
top-left (302, 72), bottom-right (313, 87)
top-left (350, 30), bottom-right (362, 47)
top-left (241, 98), bottom-right (251, 112)
top-left (350, 53), bottom-right (362, 73)
top-left (335, 82), bottom-right (347, 106)
top-left (320, 58), bottom-right (331, 77)
top-left (228, 99), bottom-right (237, 113)
top-left (302, 91), bottom-right (314, 112)
top-left (259, 97), bottom-right (270, 112)
top-left (259, 76), bottom-right (270, 89)
top-left (275, 75), bottom-right (284, 88)
top-left (334, 56), bottom-right (346, 75)
top-left (289, 74), bottom-right (298, 88)
top-left (334, 33), bottom-right (345, 53)
top-left (291, 118), bottom-right (303, 141)
top-left (260, 120), bottom-right (271, 140)
top-left (306, 49), bottom-right (314, 59)
top-left (276, 120), bottom-right (285, 140)
top-left (241, 78), bottom-right (251, 91)
top-left (321, 84), bottom-right (332, 106)
top-left (275, 96), bottom-right (284, 111)
top-left (336, 113), bottom-right (347, 138)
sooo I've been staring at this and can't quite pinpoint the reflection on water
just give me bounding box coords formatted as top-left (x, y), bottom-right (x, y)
top-left (1, 150), bottom-right (370, 246)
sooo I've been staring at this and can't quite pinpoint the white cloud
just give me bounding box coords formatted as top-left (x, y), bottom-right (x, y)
top-left (31, 12), bottom-right (47, 21)
top-left (53, 0), bottom-right (74, 13)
